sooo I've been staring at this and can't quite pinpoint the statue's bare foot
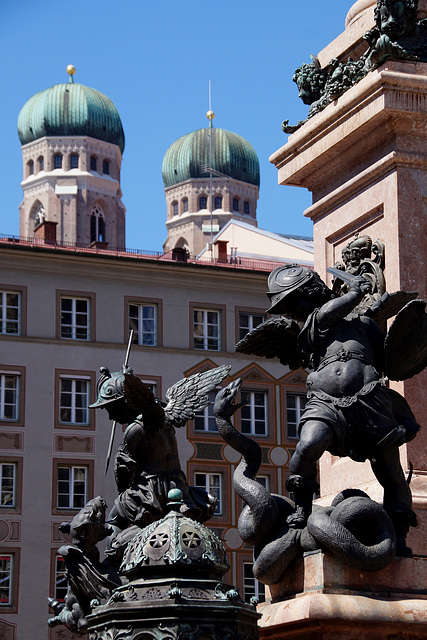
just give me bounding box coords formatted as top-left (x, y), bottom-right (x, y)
top-left (286, 506), bottom-right (308, 529)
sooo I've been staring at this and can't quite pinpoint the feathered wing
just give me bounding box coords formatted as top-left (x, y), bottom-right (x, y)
top-left (164, 365), bottom-right (231, 428)
top-left (123, 373), bottom-right (164, 428)
top-left (236, 317), bottom-right (309, 370)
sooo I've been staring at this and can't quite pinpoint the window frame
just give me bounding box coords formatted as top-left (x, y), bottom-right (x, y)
top-left (172, 201), bottom-right (179, 217)
top-left (189, 463), bottom-right (230, 523)
top-left (243, 561), bottom-right (266, 603)
top-left (51, 551), bottom-right (68, 603)
top-left (214, 195), bottom-right (222, 210)
top-left (125, 297), bottom-right (163, 347)
top-left (52, 459), bottom-right (93, 516)
top-left (102, 159), bottom-right (110, 175)
top-left (37, 156), bottom-right (44, 172)
top-left (55, 369), bottom-right (95, 430)
top-left (182, 197), bottom-right (188, 212)
top-left (90, 156), bottom-right (97, 171)
top-left (193, 389), bottom-right (218, 433)
top-left (27, 160), bottom-right (34, 176)
top-left (56, 290), bottom-right (95, 342)
top-left (53, 154), bottom-right (63, 169)
top-left (232, 197), bottom-right (239, 212)
top-left (199, 196), bottom-right (208, 210)
top-left (0, 286), bottom-right (26, 336)
top-left (240, 389), bottom-right (269, 437)
top-left (0, 549), bottom-right (20, 612)
top-left (243, 201), bottom-right (250, 215)
top-left (235, 307), bottom-right (266, 344)
top-left (285, 391), bottom-right (308, 440)
top-left (70, 154), bottom-right (79, 170)
top-left (0, 366), bottom-right (25, 427)
top-left (0, 457), bottom-right (22, 514)
top-left (190, 303), bottom-right (226, 352)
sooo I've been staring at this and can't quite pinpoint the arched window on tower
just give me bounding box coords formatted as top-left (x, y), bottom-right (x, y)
top-left (182, 198), bottom-right (188, 212)
top-left (244, 201), bottom-right (250, 215)
top-left (54, 155), bottom-right (63, 169)
top-left (199, 196), bottom-right (207, 210)
top-left (34, 204), bottom-right (46, 229)
top-left (172, 201), bottom-right (179, 216)
top-left (37, 156), bottom-right (44, 172)
top-left (214, 196), bottom-right (222, 210)
top-left (233, 197), bottom-right (239, 212)
top-left (27, 160), bottom-right (34, 176)
top-left (70, 155), bottom-right (79, 169)
top-left (90, 204), bottom-right (105, 243)
top-left (90, 156), bottom-right (97, 171)
top-left (102, 160), bottom-right (110, 175)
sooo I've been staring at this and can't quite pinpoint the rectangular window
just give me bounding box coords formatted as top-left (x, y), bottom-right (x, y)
top-left (60, 297), bottom-right (89, 340)
top-left (57, 466), bottom-right (87, 509)
top-left (0, 555), bottom-right (12, 605)
top-left (55, 556), bottom-right (68, 602)
top-left (70, 155), bottom-right (79, 169)
top-left (239, 312), bottom-right (265, 341)
top-left (244, 201), bottom-right (250, 215)
top-left (90, 157), bottom-right (97, 171)
top-left (0, 374), bottom-right (19, 422)
top-left (59, 377), bottom-right (89, 424)
top-left (54, 155), bottom-right (62, 169)
top-left (0, 291), bottom-right (20, 335)
top-left (0, 464), bottom-right (15, 507)
top-left (193, 309), bottom-right (220, 351)
top-left (129, 304), bottom-right (157, 346)
top-left (241, 391), bottom-right (268, 436)
top-left (194, 390), bottom-right (217, 432)
top-left (243, 562), bottom-right (265, 603)
top-left (194, 472), bottom-right (222, 515)
top-left (287, 393), bottom-right (307, 439)
top-left (103, 160), bottom-right (109, 175)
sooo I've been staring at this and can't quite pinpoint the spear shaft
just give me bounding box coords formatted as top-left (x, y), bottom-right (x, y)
top-left (104, 330), bottom-right (134, 475)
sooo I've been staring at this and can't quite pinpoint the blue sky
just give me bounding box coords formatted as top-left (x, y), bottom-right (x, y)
top-left (1, 1), bottom-right (355, 251)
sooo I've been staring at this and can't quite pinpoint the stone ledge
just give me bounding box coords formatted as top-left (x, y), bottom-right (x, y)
top-left (267, 552), bottom-right (427, 603)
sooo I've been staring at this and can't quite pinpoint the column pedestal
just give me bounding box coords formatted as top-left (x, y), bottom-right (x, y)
top-left (258, 552), bottom-right (427, 639)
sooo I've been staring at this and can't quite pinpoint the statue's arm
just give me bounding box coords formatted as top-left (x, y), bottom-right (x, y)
top-left (317, 276), bottom-right (371, 329)
top-left (114, 421), bottom-right (145, 492)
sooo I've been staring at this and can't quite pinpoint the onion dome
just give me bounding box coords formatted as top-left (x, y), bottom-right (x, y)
top-left (17, 67), bottom-right (125, 153)
top-left (162, 127), bottom-right (260, 188)
top-left (120, 489), bottom-right (229, 580)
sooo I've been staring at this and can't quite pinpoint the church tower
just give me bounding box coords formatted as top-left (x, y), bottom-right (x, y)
top-left (17, 66), bottom-right (126, 249)
top-left (162, 114), bottom-right (260, 257)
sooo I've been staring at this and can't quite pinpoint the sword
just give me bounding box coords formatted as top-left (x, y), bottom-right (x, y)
top-left (327, 266), bottom-right (371, 290)
top-left (104, 329), bottom-right (134, 475)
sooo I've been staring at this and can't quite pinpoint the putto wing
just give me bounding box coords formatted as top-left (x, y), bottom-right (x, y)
top-left (123, 373), bottom-right (164, 426)
top-left (236, 317), bottom-right (308, 370)
top-left (164, 365), bottom-right (231, 428)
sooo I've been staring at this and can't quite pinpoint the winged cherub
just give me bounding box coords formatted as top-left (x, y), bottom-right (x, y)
top-left (90, 365), bottom-right (230, 532)
top-left (237, 264), bottom-right (425, 555)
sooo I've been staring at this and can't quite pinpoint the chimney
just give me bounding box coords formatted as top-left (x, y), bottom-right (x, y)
top-left (34, 220), bottom-right (58, 245)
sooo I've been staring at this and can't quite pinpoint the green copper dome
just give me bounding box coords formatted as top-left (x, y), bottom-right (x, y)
top-left (17, 80), bottom-right (125, 154)
top-left (162, 127), bottom-right (260, 188)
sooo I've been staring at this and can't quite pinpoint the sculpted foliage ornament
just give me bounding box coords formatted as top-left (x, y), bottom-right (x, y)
top-left (283, 0), bottom-right (427, 133)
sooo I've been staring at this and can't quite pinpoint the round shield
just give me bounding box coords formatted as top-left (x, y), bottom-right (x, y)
top-left (384, 299), bottom-right (427, 381)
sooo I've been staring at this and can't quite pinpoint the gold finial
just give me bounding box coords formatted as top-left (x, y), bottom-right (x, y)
top-left (207, 110), bottom-right (215, 121)
top-left (67, 65), bottom-right (76, 83)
